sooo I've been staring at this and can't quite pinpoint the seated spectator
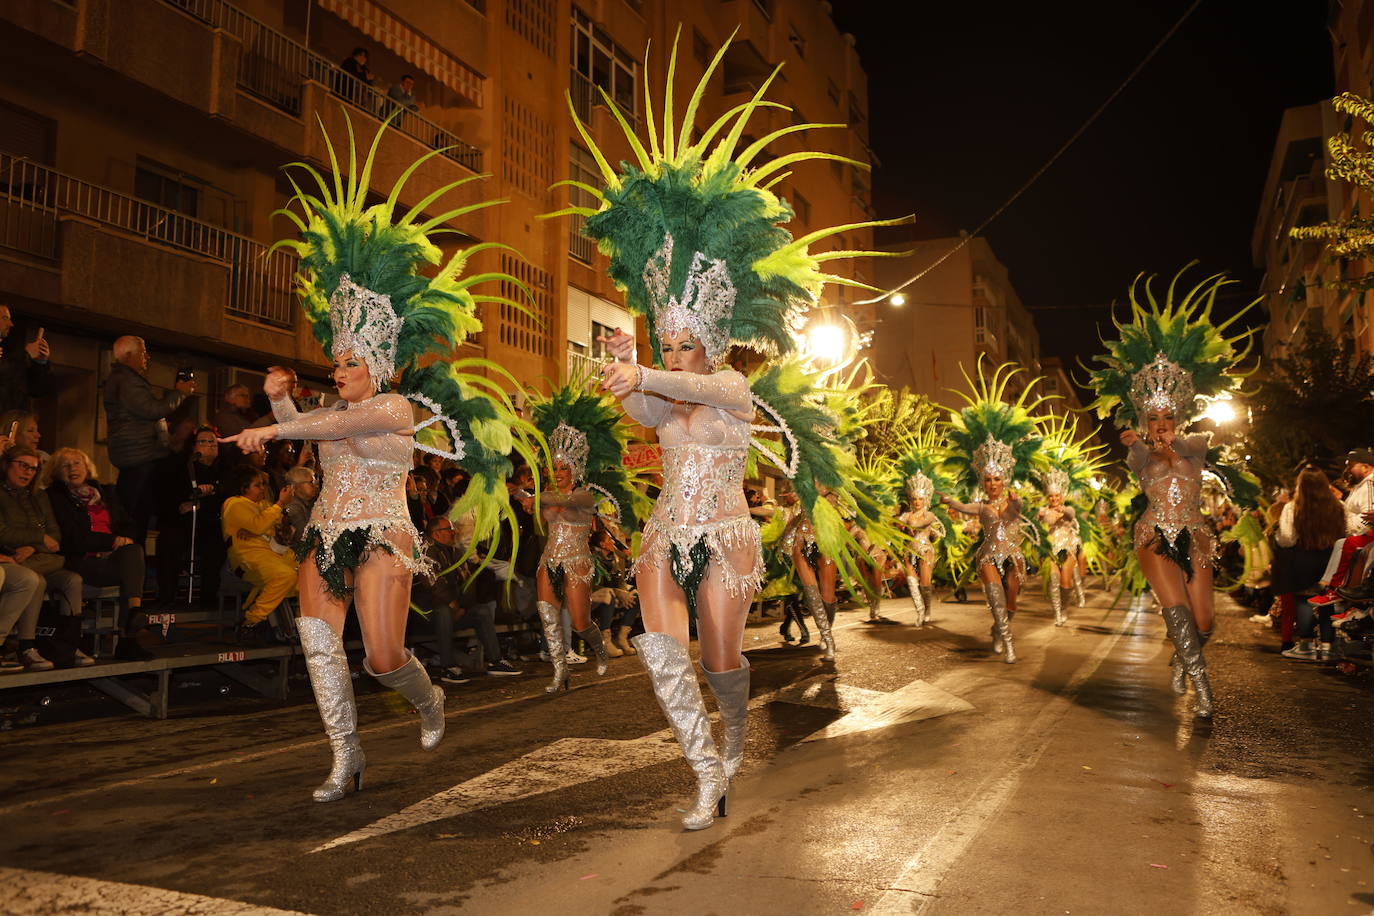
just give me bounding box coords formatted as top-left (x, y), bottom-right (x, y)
top-left (0, 551), bottom-right (45, 671)
top-left (213, 384), bottom-right (258, 440)
top-left (279, 466), bottom-right (318, 551)
top-left (388, 74), bottom-right (419, 112)
top-left (0, 446), bottom-right (86, 669)
top-left (413, 515), bottom-right (520, 677)
top-left (222, 466), bottom-right (298, 645)
top-left (0, 410), bottom-right (49, 485)
top-left (590, 526), bottom-right (639, 656)
top-left (1275, 466), bottom-right (1349, 661)
top-left (155, 426), bottom-right (226, 608)
top-left (267, 440), bottom-right (301, 494)
top-left (407, 467), bottom-right (436, 530)
top-left (47, 447), bottom-right (152, 660)
top-left (413, 465), bottom-right (449, 518)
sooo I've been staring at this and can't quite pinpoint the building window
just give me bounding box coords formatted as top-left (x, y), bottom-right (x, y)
top-left (792, 191), bottom-right (810, 226)
top-left (572, 8), bottom-right (638, 118)
top-left (751, 0), bottom-right (772, 21)
top-left (135, 162), bottom-right (201, 219)
top-left (847, 91), bottom-right (866, 125)
top-left (826, 78), bottom-right (840, 106)
top-left (0, 101), bottom-right (55, 164)
top-left (568, 143), bottom-right (599, 264)
top-left (693, 28), bottom-right (710, 66)
top-left (507, 0), bottom-right (555, 56)
top-left (788, 23), bottom-right (805, 58)
top-left (790, 106), bottom-right (807, 128)
top-left (591, 320), bottom-right (618, 359)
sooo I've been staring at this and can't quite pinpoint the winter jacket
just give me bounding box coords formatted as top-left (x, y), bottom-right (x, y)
top-left (103, 363), bottom-right (186, 469)
top-left (47, 481), bottom-right (139, 560)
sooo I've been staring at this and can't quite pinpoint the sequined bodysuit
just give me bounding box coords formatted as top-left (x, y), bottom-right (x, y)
top-left (271, 393), bottom-right (426, 580)
top-left (1127, 434), bottom-right (1215, 570)
top-left (946, 497), bottom-right (1027, 578)
top-left (622, 368), bottom-right (764, 598)
top-left (1038, 505), bottom-right (1081, 558)
top-left (900, 510), bottom-right (945, 566)
top-left (540, 490), bottom-right (596, 590)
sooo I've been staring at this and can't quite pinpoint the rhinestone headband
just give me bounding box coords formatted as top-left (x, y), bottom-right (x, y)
top-left (330, 273), bottom-right (403, 382)
top-left (972, 434), bottom-right (1015, 479)
top-left (550, 421), bottom-right (590, 483)
top-left (1128, 352), bottom-right (1195, 421)
top-left (1041, 467), bottom-right (1070, 496)
top-left (642, 233), bottom-right (736, 361)
top-left (905, 470), bottom-right (935, 503)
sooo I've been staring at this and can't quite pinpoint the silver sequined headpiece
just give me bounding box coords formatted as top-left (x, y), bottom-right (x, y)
top-left (1128, 352), bottom-right (1195, 421)
top-left (642, 233), bottom-right (737, 361)
top-left (972, 434), bottom-right (1015, 479)
top-left (330, 273), bottom-right (403, 382)
top-left (550, 421), bottom-right (590, 483)
top-left (1041, 467), bottom-right (1070, 497)
top-left (905, 470), bottom-right (935, 503)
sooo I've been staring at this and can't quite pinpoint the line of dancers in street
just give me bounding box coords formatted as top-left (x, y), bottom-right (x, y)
top-left (219, 33), bottom-right (1256, 827)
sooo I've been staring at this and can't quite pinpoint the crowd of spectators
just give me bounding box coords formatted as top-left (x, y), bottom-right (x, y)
top-left (0, 319), bottom-right (646, 683)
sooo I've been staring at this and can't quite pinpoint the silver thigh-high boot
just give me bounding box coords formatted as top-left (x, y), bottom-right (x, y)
top-left (537, 600), bottom-right (569, 693)
top-left (867, 590), bottom-right (881, 622)
top-left (1168, 651), bottom-right (1186, 695)
top-left (1160, 604), bottom-right (1213, 718)
top-left (702, 655), bottom-right (751, 780)
top-left (985, 580), bottom-right (1015, 663)
top-left (1050, 581), bottom-right (1067, 627)
top-left (920, 586), bottom-right (934, 625)
top-left (367, 650), bottom-right (446, 750)
top-left (802, 585), bottom-right (835, 660)
top-left (1072, 566), bottom-right (1087, 607)
top-left (633, 632), bottom-right (728, 830)
top-left (297, 617), bottom-right (365, 802)
top-left (907, 576), bottom-right (926, 626)
top-left (575, 625), bottom-right (610, 676)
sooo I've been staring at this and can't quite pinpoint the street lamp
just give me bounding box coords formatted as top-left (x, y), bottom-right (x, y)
top-left (889, 293), bottom-right (907, 307)
top-left (797, 311), bottom-right (859, 375)
top-left (1202, 396), bottom-right (1236, 425)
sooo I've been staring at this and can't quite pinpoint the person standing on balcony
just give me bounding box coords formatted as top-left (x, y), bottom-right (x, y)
top-left (338, 47), bottom-right (374, 109)
top-left (104, 336), bottom-right (194, 552)
top-left (387, 74), bottom-right (419, 113)
top-left (0, 306), bottom-right (51, 416)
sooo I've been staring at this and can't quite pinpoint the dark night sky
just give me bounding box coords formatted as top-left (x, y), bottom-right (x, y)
top-left (831, 1), bottom-right (1334, 377)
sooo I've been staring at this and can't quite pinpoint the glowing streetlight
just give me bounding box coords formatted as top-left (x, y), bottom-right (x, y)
top-left (807, 322), bottom-right (847, 362)
top-left (889, 292), bottom-right (907, 307)
top-left (1202, 397), bottom-right (1236, 425)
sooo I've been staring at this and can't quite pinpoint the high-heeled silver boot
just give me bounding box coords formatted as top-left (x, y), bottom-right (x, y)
top-left (802, 585), bottom-right (835, 660)
top-left (867, 591), bottom-right (881, 622)
top-left (920, 586), bottom-right (934, 625)
top-left (1050, 581), bottom-right (1067, 627)
top-left (1160, 604), bottom-right (1213, 717)
top-left (702, 655), bottom-right (750, 779)
top-left (575, 625), bottom-right (610, 675)
top-left (907, 576), bottom-right (925, 626)
top-left (367, 650), bottom-right (446, 750)
top-left (632, 632), bottom-right (728, 830)
top-left (1072, 566), bottom-right (1087, 607)
top-left (985, 580), bottom-right (1015, 663)
top-left (297, 616), bottom-right (365, 802)
top-left (537, 600), bottom-right (569, 693)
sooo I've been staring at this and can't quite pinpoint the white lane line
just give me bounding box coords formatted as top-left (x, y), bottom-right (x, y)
top-left (2, 866), bottom-right (318, 915)
top-left (867, 601), bottom-right (1144, 915)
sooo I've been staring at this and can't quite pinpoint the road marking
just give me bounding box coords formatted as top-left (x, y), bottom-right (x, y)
top-left (312, 669), bottom-right (975, 853)
top-left (2, 866), bottom-right (319, 915)
top-left (867, 601), bottom-right (1144, 915)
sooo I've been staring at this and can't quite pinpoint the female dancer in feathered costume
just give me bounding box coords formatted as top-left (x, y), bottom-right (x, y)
top-left (1036, 414), bottom-right (1109, 625)
top-left (556, 31), bottom-right (904, 829)
top-left (529, 381), bottom-right (650, 692)
top-left (1087, 266), bottom-right (1256, 717)
top-left (223, 114), bottom-right (540, 800)
top-left (938, 359), bottom-right (1048, 664)
top-left (894, 427), bottom-right (958, 627)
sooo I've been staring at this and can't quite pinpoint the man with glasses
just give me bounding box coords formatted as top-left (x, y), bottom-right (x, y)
top-left (414, 515), bottom-right (521, 681)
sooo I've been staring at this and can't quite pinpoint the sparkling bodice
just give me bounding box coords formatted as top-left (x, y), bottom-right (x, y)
top-left (542, 493), bottom-right (594, 562)
top-left (1129, 436), bottom-right (1208, 538)
top-left (653, 444), bottom-right (749, 527)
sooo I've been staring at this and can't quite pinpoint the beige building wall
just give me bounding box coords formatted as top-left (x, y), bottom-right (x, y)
top-left (0, 0), bottom-right (875, 475)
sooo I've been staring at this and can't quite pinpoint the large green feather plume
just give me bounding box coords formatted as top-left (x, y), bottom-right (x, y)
top-left (941, 356), bottom-right (1054, 493)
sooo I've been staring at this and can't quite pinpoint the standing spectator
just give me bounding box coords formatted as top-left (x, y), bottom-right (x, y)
top-left (267, 440), bottom-right (300, 494)
top-left (155, 426), bottom-right (226, 608)
top-left (213, 384), bottom-right (257, 439)
top-left (221, 466), bottom-right (297, 645)
top-left (1275, 467), bottom-right (1348, 660)
top-left (46, 448), bottom-right (151, 660)
top-left (278, 466), bottom-right (318, 551)
top-left (0, 306), bottom-right (50, 415)
top-left (104, 336), bottom-right (194, 543)
top-left (413, 515), bottom-right (520, 677)
top-left (0, 411), bottom-right (49, 483)
top-left (388, 74), bottom-right (419, 112)
top-left (338, 47), bottom-right (374, 107)
top-left (406, 467), bottom-right (435, 530)
top-left (0, 446), bottom-right (87, 669)
top-left (1307, 448), bottom-right (1374, 609)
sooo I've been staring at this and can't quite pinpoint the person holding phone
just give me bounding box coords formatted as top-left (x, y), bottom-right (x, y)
top-left (0, 307), bottom-right (51, 415)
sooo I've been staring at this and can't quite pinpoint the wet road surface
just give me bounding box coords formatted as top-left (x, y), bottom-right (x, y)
top-left (3, 586), bottom-right (1372, 915)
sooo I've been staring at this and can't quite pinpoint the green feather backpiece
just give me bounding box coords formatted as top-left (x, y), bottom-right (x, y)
top-left (271, 109), bottom-right (544, 567)
top-left (892, 424), bottom-right (963, 555)
top-left (941, 356), bottom-right (1053, 494)
top-left (1205, 445), bottom-right (1261, 510)
top-left (1085, 263), bottom-right (1256, 428)
top-left (528, 372), bottom-right (654, 532)
top-left (543, 27), bottom-right (911, 365)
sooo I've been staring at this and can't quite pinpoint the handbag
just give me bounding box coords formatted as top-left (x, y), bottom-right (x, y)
top-left (34, 605), bottom-right (83, 668)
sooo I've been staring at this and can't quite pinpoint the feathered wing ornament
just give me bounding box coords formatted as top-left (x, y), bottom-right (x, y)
top-left (272, 110), bottom-right (543, 559)
top-left (528, 374), bottom-right (654, 533)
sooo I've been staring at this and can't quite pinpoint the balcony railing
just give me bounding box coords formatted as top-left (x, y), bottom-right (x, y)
top-left (567, 348), bottom-right (602, 379)
top-left (161, 0), bottom-right (481, 171)
top-left (0, 153), bottom-right (298, 329)
top-left (570, 69), bottom-right (594, 123)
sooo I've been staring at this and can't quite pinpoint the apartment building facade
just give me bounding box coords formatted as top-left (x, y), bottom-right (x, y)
top-left (0, 0), bottom-right (876, 476)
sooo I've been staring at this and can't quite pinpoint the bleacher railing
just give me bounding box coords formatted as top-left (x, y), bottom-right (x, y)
top-left (162, 0), bottom-right (482, 172)
top-left (0, 152), bottom-right (298, 329)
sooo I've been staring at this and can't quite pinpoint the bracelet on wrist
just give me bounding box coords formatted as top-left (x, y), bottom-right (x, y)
top-left (632, 364), bottom-right (645, 392)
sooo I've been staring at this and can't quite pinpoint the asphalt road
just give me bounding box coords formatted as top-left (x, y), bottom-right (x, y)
top-left (3, 585), bottom-right (1372, 916)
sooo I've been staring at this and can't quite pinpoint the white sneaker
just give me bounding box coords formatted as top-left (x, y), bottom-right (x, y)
top-left (1249, 614), bottom-right (1271, 624)
top-left (565, 650), bottom-right (588, 665)
top-left (72, 649), bottom-right (95, 668)
top-left (20, 648), bottom-right (54, 671)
